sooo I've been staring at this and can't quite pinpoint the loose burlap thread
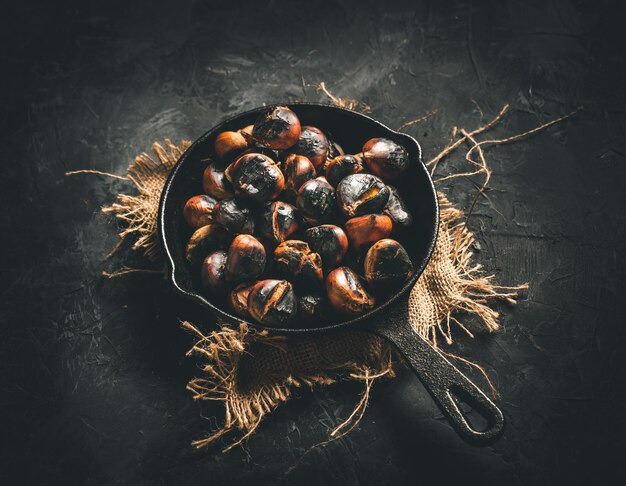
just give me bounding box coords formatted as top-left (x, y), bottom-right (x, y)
top-left (68, 90), bottom-right (577, 452)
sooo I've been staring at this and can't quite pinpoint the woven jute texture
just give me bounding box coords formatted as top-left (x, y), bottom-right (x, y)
top-left (71, 94), bottom-right (577, 452)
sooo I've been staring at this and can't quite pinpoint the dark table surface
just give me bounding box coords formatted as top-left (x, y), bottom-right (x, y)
top-left (1, 0), bottom-right (625, 484)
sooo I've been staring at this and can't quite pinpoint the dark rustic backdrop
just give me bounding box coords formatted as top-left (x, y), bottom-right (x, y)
top-left (1, 0), bottom-right (624, 484)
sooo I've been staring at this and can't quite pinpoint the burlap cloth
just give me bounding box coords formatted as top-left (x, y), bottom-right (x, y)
top-left (69, 92), bottom-right (577, 452)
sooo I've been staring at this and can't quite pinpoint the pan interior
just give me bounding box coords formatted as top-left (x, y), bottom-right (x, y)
top-left (159, 103), bottom-right (439, 333)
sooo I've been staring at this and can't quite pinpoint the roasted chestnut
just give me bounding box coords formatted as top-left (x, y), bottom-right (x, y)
top-left (239, 124), bottom-right (254, 142)
top-left (324, 154), bottom-right (364, 187)
top-left (364, 239), bottom-right (413, 290)
top-left (304, 224), bottom-right (348, 269)
top-left (326, 267), bottom-right (376, 315)
top-left (200, 250), bottom-right (228, 295)
top-left (344, 214), bottom-right (393, 251)
top-left (282, 154), bottom-right (316, 198)
top-left (225, 153), bottom-right (284, 202)
top-left (228, 282), bottom-right (255, 318)
top-left (296, 177), bottom-right (337, 225)
top-left (185, 224), bottom-right (233, 264)
top-left (252, 106), bottom-right (301, 150)
top-left (297, 294), bottom-right (330, 323)
top-left (362, 138), bottom-right (410, 181)
top-left (183, 194), bottom-right (217, 228)
top-left (327, 139), bottom-right (345, 159)
top-left (384, 185), bottom-right (413, 230)
top-left (336, 173), bottom-right (390, 217)
top-left (225, 234), bottom-right (266, 283)
top-left (256, 201), bottom-right (300, 245)
top-left (202, 164), bottom-right (235, 199)
top-left (288, 126), bottom-right (329, 171)
top-left (248, 279), bottom-right (298, 326)
top-left (273, 240), bottom-right (323, 285)
top-left (213, 198), bottom-right (255, 234)
top-left (214, 131), bottom-right (248, 161)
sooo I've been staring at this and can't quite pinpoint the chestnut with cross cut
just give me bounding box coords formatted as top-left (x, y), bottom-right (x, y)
top-left (248, 279), bottom-right (298, 326)
top-left (296, 177), bottom-right (337, 225)
top-left (213, 198), bottom-right (255, 234)
top-left (326, 266), bottom-right (376, 315)
top-left (225, 153), bottom-right (284, 203)
top-left (256, 201), bottom-right (300, 245)
top-left (304, 224), bottom-right (348, 269)
top-left (252, 106), bottom-right (301, 150)
top-left (273, 240), bottom-right (323, 286)
top-left (336, 173), bottom-right (390, 217)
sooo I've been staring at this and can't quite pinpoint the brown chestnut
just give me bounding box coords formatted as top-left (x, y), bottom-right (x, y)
top-left (225, 234), bottom-right (266, 283)
top-left (296, 177), bottom-right (337, 225)
top-left (239, 124), bottom-right (254, 142)
top-left (225, 153), bottom-right (284, 202)
top-left (273, 240), bottom-right (323, 285)
top-left (213, 198), bottom-right (255, 234)
top-left (364, 239), bottom-right (413, 290)
top-left (362, 138), bottom-right (410, 181)
top-left (324, 154), bottom-right (364, 187)
top-left (304, 224), bottom-right (348, 269)
top-left (256, 201), bottom-right (300, 245)
top-left (183, 194), bottom-right (217, 228)
top-left (344, 214), bottom-right (393, 251)
top-left (200, 250), bottom-right (228, 296)
top-left (384, 185), bottom-right (413, 230)
top-left (297, 294), bottom-right (330, 323)
top-left (288, 126), bottom-right (329, 171)
top-left (326, 266), bottom-right (376, 315)
top-left (282, 154), bottom-right (316, 198)
top-left (214, 131), bottom-right (248, 161)
top-left (336, 173), bottom-right (390, 217)
top-left (185, 224), bottom-right (233, 264)
top-left (248, 279), bottom-right (298, 326)
top-left (202, 164), bottom-right (235, 199)
top-left (228, 282), bottom-right (255, 318)
top-left (252, 106), bottom-right (301, 150)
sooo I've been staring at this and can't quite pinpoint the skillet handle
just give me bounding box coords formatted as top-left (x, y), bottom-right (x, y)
top-left (373, 316), bottom-right (505, 445)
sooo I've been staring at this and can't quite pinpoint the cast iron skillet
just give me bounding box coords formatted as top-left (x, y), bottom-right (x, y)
top-left (158, 103), bottom-right (504, 445)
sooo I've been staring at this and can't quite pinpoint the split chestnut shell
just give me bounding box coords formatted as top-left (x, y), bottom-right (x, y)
top-left (185, 224), bottom-right (233, 264)
top-left (228, 282), bottom-right (255, 318)
top-left (364, 239), bottom-right (413, 290)
top-left (325, 154), bottom-right (364, 187)
top-left (252, 106), bottom-right (301, 150)
top-left (225, 153), bottom-right (284, 202)
top-left (336, 173), bottom-right (390, 217)
top-left (273, 240), bottom-right (323, 285)
top-left (326, 266), bottom-right (376, 315)
top-left (248, 279), bottom-right (298, 326)
top-left (256, 201), bottom-right (300, 245)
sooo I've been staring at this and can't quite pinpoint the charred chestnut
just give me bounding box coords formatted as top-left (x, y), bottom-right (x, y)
top-left (326, 266), bottom-right (376, 315)
top-left (256, 201), bottom-right (300, 245)
top-left (336, 173), bottom-right (390, 217)
top-left (384, 185), bottom-right (413, 230)
top-left (325, 154), bottom-right (364, 187)
top-left (273, 240), bottom-right (323, 285)
top-left (214, 131), bottom-right (248, 161)
top-left (225, 153), bottom-right (284, 202)
top-left (344, 214), bottom-right (393, 251)
top-left (252, 106), bottom-right (301, 150)
top-left (248, 279), bottom-right (298, 326)
top-left (185, 224), bottom-right (233, 264)
top-left (296, 177), bottom-right (337, 225)
top-left (297, 294), bottom-right (330, 323)
top-left (200, 250), bottom-right (228, 296)
top-left (225, 234), bottom-right (266, 283)
top-left (288, 126), bottom-right (329, 171)
top-left (228, 282), bottom-right (255, 318)
top-left (183, 194), bottom-right (217, 228)
top-left (282, 154), bottom-right (316, 198)
top-left (364, 239), bottom-right (413, 290)
top-left (213, 198), bottom-right (255, 234)
top-left (304, 224), bottom-right (348, 269)
top-left (202, 164), bottom-right (235, 199)
top-left (362, 138), bottom-right (410, 181)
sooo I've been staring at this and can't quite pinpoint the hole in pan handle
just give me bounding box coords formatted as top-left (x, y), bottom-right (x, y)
top-left (371, 309), bottom-right (505, 445)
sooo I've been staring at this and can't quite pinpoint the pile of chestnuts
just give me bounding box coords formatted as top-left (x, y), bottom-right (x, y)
top-left (183, 105), bottom-right (415, 328)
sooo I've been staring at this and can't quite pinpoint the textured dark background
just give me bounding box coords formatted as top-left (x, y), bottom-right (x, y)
top-left (1, 0), bottom-right (625, 484)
